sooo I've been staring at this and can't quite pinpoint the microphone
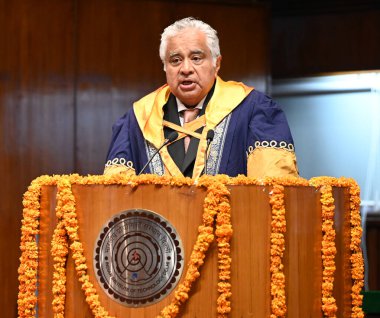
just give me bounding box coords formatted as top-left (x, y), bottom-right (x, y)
top-left (204, 129), bottom-right (215, 175)
top-left (138, 131), bottom-right (179, 175)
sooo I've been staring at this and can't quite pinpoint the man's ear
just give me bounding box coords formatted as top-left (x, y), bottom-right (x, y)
top-left (215, 55), bottom-right (222, 75)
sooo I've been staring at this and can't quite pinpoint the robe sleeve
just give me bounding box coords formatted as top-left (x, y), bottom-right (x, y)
top-left (104, 110), bottom-right (136, 176)
top-left (247, 92), bottom-right (299, 177)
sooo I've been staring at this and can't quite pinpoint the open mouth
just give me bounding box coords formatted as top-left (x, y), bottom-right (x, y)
top-left (180, 80), bottom-right (196, 90)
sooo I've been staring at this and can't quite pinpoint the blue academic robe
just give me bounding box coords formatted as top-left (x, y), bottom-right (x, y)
top-left (105, 77), bottom-right (298, 178)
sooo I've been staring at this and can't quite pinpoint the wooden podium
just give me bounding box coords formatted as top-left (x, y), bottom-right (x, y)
top-left (19, 175), bottom-right (362, 317)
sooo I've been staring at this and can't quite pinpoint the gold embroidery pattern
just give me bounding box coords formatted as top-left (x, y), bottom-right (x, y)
top-left (206, 114), bottom-right (231, 175)
top-left (247, 141), bottom-right (294, 157)
top-left (145, 141), bottom-right (165, 175)
top-left (105, 158), bottom-right (134, 170)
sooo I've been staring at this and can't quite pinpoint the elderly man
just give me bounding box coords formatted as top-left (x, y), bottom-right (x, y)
top-left (105, 17), bottom-right (298, 178)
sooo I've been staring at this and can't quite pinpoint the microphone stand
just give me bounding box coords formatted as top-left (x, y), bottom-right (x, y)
top-left (138, 131), bottom-right (178, 175)
top-left (204, 129), bottom-right (215, 175)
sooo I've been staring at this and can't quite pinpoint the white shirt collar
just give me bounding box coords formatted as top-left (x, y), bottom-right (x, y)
top-left (176, 96), bottom-right (206, 113)
top-left (176, 96), bottom-right (206, 126)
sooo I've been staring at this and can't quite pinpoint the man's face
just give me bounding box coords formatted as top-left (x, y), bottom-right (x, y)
top-left (164, 28), bottom-right (221, 106)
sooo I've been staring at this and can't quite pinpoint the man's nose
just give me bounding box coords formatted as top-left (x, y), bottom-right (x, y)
top-left (180, 58), bottom-right (194, 74)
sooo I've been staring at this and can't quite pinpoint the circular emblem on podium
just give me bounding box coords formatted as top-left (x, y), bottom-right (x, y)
top-left (94, 209), bottom-right (184, 307)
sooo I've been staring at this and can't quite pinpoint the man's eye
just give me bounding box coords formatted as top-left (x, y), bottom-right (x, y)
top-left (170, 57), bottom-right (181, 65)
top-left (192, 56), bottom-right (203, 63)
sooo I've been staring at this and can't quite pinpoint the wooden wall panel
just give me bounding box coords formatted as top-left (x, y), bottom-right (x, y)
top-left (272, 10), bottom-right (380, 78)
top-left (75, 1), bottom-right (269, 174)
top-left (75, 1), bottom-right (171, 175)
top-left (0, 1), bottom-right (75, 317)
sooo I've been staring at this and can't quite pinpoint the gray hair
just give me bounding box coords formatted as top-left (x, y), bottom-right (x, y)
top-left (159, 17), bottom-right (221, 69)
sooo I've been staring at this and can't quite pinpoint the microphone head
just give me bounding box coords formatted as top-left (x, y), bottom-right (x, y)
top-left (206, 129), bottom-right (215, 141)
top-left (167, 131), bottom-right (179, 142)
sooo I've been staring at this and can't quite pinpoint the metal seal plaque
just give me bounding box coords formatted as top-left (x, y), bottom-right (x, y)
top-left (94, 209), bottom-right (184, 307)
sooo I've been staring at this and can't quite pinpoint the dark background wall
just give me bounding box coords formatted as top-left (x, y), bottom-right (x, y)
top-left (271, 0), bottom-right (380, 78)
top-left (0, 1), bottom-right (269, 316)
top-left (2, 0), bottom-right (380, 316)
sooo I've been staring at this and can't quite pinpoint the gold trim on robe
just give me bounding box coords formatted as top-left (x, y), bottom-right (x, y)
top-left (104, 165), bottom-right (135, 176)
top-left (247, 148), bottom-right (299, 178)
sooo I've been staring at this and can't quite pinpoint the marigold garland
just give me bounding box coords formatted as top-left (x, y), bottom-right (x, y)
top-left (309, 178), bottom-right (338, 317)
top-left (17, 174), bottom-right (364, 318)
top-left (310, 177), bottom-right (364, 318)
top-left (18, 175), bottom-right (58, 317)
top-left (347, 180), bottom-right (365, 318)
top-left (267, 183), bottom-right (287, 318)
top-left (204, 178), bottom-right (232, 318)
top-left (51, 219), bottom-right (68, 317)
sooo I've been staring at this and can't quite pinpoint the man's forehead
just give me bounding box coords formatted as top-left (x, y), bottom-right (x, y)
top-left (168, 49), bottom-right (205, 57)
top-left (166, 29), bottom-right (207, 46)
